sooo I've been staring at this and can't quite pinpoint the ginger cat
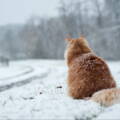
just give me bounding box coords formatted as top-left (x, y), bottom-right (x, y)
top-left (65, 36), bottom-right (118, 106)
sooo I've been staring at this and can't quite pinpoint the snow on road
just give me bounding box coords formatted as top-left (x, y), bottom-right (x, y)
top-left (0, 60), bottom-right (120, 120)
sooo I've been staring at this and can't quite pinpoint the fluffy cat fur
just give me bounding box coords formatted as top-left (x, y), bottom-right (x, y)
top-left (65, 36), bottom-right (118, 106)
top-left (91, 88), bottom-right (120, 106)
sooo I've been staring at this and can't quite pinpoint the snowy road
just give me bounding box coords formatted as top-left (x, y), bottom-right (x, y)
top-left (0, 60), bottom-right (120, 119)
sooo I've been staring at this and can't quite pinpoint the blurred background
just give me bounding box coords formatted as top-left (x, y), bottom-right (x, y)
top-left (0, 0), bottom-right (120, 61)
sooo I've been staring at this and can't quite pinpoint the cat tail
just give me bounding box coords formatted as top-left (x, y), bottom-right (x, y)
top-left (90, 88), bottom-right (120, 107)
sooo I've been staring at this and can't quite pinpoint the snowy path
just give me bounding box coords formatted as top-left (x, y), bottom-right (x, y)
top-left (0, 60), bottom-right (120, 120)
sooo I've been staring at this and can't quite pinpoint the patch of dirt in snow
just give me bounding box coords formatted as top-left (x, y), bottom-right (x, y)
top-left (0, 60), bottom-right (120, 120)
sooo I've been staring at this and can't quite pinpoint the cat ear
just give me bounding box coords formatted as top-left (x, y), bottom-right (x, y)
top-left (65, 34), bottom-right (72, 42)
top-left (79, 35), bottom-right (85, 39)
top-left (65, 38), bottom-right (72, 42)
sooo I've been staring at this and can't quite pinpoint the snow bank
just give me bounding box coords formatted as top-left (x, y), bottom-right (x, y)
top-left (0, 60), bottom-right (120, 119)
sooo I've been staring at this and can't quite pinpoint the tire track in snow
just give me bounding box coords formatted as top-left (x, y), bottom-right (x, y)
top-left (0, 68), bottom-right (50, 92)
top-left (0, 66), bottom-right (33, 81)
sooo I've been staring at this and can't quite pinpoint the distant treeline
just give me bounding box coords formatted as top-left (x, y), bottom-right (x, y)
top-left (0, 0), bottom-right (120, 60)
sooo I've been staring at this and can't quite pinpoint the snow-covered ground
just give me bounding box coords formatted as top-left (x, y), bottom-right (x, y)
top-left (0, 60), bottom-right (120, 120)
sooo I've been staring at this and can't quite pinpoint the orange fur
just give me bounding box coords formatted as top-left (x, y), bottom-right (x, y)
top-left (91, 88), bottom-right (120, 106)
top-left (65, 37), bottom-right (116, 100)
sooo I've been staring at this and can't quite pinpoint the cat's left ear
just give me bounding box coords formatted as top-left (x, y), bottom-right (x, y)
top-left (65, 34), bottom-right (72, 42)
top-left (65, 38), bottom-right (72, 42)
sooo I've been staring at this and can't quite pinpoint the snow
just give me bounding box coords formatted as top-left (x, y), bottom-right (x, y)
top-left (0, 60), bottom-right (120, 120)
top-left (96, 104), bottom-right (120, 120)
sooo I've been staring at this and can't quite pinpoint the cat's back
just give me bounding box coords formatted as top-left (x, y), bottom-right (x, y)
top-left (69, 53), bottom-right (112, 79)
top-left (68, 52), bottom-right (116, 97)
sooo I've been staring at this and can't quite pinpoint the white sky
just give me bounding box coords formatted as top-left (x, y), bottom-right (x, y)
top-left (0, 0), bottom-right (60, 25)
